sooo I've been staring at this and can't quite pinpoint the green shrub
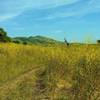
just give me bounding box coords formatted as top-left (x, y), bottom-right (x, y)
top-left (23, 41), bottom-right (28, 45)
top-left (13, 40), bottom-right (21, 44)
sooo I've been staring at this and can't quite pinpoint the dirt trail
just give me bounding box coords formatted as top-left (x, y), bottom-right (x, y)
top-left (0, 66), bottom-right (43, 90)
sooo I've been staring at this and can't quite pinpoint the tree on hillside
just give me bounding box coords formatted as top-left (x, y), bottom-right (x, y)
top-left (0, 28), bottom-right (7, 36)
top-left (97, 40), bottom-right (100, 44)
top-left (0, 28), bottom-right (11, 42)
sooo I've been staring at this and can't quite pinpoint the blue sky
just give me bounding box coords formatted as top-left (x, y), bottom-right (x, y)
top-left (0, 0), bottom-right (100, 42)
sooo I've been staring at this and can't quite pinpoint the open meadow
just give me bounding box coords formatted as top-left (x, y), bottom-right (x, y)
top-left (0, 43), bottom-right (100, 100)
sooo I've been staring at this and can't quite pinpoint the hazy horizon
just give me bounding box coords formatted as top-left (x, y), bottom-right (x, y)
top-left (0, 0), bottom-right (100, 42)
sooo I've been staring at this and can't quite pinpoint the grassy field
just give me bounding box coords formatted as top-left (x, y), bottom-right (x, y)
top-left (0, 43), bottom-right (100, 100)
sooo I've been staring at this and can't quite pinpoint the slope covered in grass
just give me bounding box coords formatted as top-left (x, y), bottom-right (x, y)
top-left (13, 35), bottom-right (63, 45)
top-left (0, 43), bottom-right (100, 100)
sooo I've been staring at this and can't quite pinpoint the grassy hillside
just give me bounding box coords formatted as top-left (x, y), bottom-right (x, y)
top-left (0, 43), bottom-right (100, 100)
top-left (13, 35), bottom-right (63, 45)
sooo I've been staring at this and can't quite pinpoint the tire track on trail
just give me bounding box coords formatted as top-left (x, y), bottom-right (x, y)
top-left (0, 65), bottom-right (44, 91)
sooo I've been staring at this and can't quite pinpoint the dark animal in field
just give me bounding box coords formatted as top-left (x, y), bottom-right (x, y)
top-left (64, 38), bottom-right (70, 46)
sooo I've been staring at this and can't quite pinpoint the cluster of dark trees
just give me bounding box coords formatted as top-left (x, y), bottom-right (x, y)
top-left (97, 40), bottom-right (100, 44)
top-left (0, 28), bottom-right (11, 42)
top-left (11, 39), bottom-right (28, 45)
top-left (0, 28), bottom-right (27, 45)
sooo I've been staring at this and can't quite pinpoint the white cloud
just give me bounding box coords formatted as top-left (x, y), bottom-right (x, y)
top-left (37, 0), bottom-right (100, 20)
top-left (0, 0), bottom-right (79, 21)
top-left (0, 14), bottom-right (17, 22)
top-left (0, 0), bottom-right (100, 21)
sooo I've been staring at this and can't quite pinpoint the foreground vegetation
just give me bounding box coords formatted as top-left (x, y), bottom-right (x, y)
top-left (0, 43), bottom-right (100, 100)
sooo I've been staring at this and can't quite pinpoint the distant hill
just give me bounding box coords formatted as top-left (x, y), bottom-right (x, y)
top-left (13, 35), bottom-right (63, 45)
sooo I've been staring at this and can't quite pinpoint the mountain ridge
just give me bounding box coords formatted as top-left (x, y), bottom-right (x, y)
top-left (13, 35), bottom-right (63, 45)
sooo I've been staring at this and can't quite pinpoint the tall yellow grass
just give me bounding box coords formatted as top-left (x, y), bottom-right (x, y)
top-left (0, 43), bottom-right (100, 100)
